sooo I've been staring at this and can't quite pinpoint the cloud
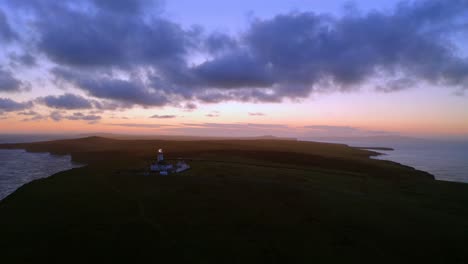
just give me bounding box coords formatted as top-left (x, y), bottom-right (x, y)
top-left (236, 2), bottom-right (468, 97)
top-left (19, 0), bottom-right (192, 68)
top-left (0, 69), bottom-right (24, 92)
top-left (193, 52), bottom-right (274, 88)
top-left (375, 78), bottom-right (417, 93)
top-left (52, 68), bottom-right (170, 107)
top-left (49, 111), bottom-right (63, 121)
top-left (0, 97), bottom-right (32, 112)
top-left (150, 114), bottom-right (176, 119)
top-left (40, 93), bottom-right (93, 109)
top-left (49, 111), bottom-right (101, 122)
top-left (197, 0), bottom-right (468, 100)
top-left (19, 110), bottom-right (46, 121)
top-left (249, 112), bottom-right (265, 116)
top-left (22, 115), bottom-right (46, 121)
top-left (4, 0), bottom-right (468, 108)
top-left (183, 102), bottom-right (197, 111)
top-left (204, 32), bottom-right (237, 54)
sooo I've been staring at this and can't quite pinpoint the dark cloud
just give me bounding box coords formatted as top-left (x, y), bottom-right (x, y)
top-left (41, 93), bottom-right (93, 109)
top-left (0, 97), bottom-right (32, 112)
top-left (5, 0), bottom-right (468, 107)
top-left (49, 111), bottom-right (101, 122)
top-left (150, 114), bottom-right (176, 119)
top-left (188, 0), bottom-right (468, 101)
top-left (27, 0), bottom-right (192, 68)
top-left (53, 68), bottom-right (169, 107)
top-left (77, 77), bottom-right (168, 107)
top-left (0, 69), bottom-right (24, 92)
top-left (193, 52), bottom-right (274, 88)
top-left (204, 32), bottom-right (237, 54)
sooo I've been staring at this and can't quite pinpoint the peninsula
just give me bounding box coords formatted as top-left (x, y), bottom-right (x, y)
top-left (1, 136), bottom-right (467, 263)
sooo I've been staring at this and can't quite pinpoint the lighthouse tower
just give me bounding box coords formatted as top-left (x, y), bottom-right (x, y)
top-left (157, 149), bottom-right (164, 162)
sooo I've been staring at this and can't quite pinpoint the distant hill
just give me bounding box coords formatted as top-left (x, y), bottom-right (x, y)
top-left (307, 135), bottom-right (425, 143)
top-left (78, 133), bottom-right (297, 141)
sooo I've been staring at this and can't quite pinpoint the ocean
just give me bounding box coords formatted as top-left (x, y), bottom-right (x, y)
top-left (373, 141), bottom-right (468, 183)
top-left (0, 135), bottom-right (82, 200)
top-left (309, 138), bottom-right (468, 184)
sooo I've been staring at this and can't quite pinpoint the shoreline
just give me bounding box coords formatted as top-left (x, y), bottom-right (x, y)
top-left (0, 148), bottom-right (85, 202)
top-left (0, 138), bottom-right (435, 182)
top-left (354, 146), bottom-right (394, 151)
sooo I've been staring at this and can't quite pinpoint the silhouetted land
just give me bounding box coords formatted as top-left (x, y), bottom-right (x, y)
top-left (1, 137), bottom-right (467, 263)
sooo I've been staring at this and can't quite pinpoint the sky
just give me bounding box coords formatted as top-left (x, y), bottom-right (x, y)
top-left (0, 0), bottom-right (467, 139)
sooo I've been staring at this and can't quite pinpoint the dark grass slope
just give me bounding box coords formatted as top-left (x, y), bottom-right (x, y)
top-left (0, 137), bottom-right (467, 263)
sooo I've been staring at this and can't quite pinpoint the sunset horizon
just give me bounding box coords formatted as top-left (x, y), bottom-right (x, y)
top-left (1, 1), bottom-right (468, 262)
top-left (0, 0), bottom-right (467, 139)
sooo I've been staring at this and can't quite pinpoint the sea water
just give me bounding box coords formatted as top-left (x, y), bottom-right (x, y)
top-left (373, 141), bottom-right (468, 183)
top-left (0, 135), bottom-right (82, 200)
top-left (309, 138), bottom-right (468, 184)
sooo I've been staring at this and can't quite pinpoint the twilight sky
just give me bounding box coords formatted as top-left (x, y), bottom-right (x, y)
top-left (0, 0), bottom-right (467, 139)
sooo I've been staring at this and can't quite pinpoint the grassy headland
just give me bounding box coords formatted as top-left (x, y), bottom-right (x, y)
top-left (0, 136), bottom-right (467, 263)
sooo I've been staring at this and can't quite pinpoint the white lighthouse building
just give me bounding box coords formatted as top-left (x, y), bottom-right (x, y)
top-left (150, 149), bottom-right (173, 175)
top-left (157, 148), bottom-right (164, 162)
top-left (149, 148), bottom-right (190, 175)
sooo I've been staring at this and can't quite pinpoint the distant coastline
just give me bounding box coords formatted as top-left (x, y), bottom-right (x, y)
top-left (354, 147), bottom-right (394, 151)
top-left (308, 137), bottom-right (468, 184)
top-left (0, 149), bottom-right (82, 200)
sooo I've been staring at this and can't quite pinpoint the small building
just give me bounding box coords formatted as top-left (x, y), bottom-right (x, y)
top-left (175, 160), bottom-right (190, 173)
top-left (149, 148), bottom-right (190, 175)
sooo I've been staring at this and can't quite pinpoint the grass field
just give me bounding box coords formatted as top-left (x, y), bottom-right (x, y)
top-left (1, 136), bottom-right (468, 263)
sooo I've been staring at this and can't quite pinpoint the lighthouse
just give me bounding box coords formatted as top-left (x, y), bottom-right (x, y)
top-left (149, 148), bottom-right (190, 175)
top-left (157, 148), bottom-right (164, 162)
